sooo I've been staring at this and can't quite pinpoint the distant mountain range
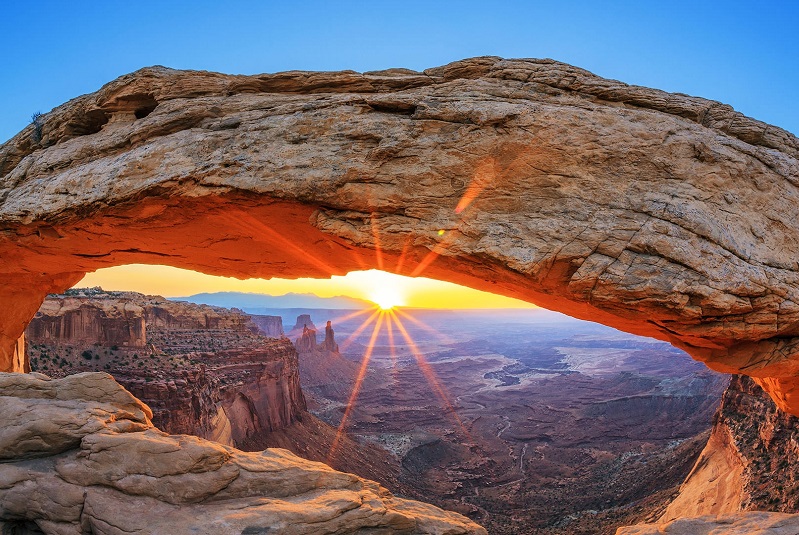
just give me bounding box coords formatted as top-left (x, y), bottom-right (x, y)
top-left (171, 292), bottom-right (373, 311)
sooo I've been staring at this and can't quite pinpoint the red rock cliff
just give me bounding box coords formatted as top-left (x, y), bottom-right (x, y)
top-left (662, 375), bottom-right (799, 521)
top-left (26, 289), bottom-right (306, 450)
top-left (27, 291), bottom-right (147, 348)
top-left (250, 314), bottom-right (284, 337)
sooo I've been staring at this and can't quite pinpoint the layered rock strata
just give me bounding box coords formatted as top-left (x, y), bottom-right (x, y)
top-left (1, 58), bottom-right (799, 412)
top-left (0, 371), bottom-right (485, 534)
top-left (27, 287), bottom-right (261, 346)
top-left (250, 313), bottom-right (285, 337)
top-left (26, 290), bottom-right (307, 448)
top-left (120, 340), bottom-right (307, 448)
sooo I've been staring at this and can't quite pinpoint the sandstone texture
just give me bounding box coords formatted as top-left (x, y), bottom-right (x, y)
top-left (663, 375), bottom-right (799, 521)
top-left (1, 57), bottom-right (799, 412)
top-left (0, 371), bottom-right (486, 534)
top-left (617, 512), bottom-right (799, 534)
top-left (27, 287), bottom-right (261, 348)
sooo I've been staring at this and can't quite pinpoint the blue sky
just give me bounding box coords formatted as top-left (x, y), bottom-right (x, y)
top-left (1, 1), bottom-right (797, 142)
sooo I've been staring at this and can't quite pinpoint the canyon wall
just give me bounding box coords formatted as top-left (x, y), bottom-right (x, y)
top-left (250, 314), bottom-right (284, 337)
top-left (1, 58), bottom-right (799, 415)
top-left (661, 375), bottom-right (799, 521)
top-left (28, 291), bottom-right (147, 348)
top-left (26, 290), bottom-right (306, 449)
top-left (118, 340), bottom-right (307, 448)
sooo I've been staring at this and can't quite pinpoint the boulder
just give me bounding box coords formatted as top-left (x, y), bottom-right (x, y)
top-left (0, 371), bottom-right (486, 534)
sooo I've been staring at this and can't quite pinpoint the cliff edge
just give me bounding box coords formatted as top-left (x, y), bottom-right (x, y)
top-left (0, 371), bottom-right (486, 534)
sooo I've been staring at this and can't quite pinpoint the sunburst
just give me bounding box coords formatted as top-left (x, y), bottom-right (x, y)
top-left (327, 159), bottom-right (497, 461)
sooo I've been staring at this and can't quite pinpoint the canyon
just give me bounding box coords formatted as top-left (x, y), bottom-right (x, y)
top-left (2, 56), bottom-right (799, 532)
top-left (20, 292), bottom-right (799, 533)
top-left (26, 287), bottom-right (306, 445)
top-left (24, 289), bottom-right (402, 491)
top-left (621, 375), bottom-right (799, 533)
top-left (293, 308), bottom-right (731, 534)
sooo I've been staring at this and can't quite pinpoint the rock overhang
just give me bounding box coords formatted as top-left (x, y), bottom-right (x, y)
top-left (2, 56), bottom-right (799, 412)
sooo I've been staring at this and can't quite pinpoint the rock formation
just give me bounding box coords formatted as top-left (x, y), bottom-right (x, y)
top-left (3, 55), bottom-right (799, 532)
top-left (292, 315), bottom-right (316, 332)
top-left (250, 313), bottom-right (284, 337)
top-left (121, 340), bottom-right (308, 448)
top-left (291, 315), bottom-right (340, 354)
top-left (322, 320), bottom-right (339, 352)
top-left (294, 324), bottom-right (318, 354)
top-left (1, 57), bottom-right (799, 414)
top-left (619, 375), bottom-right (799, 532)
top-left (27, 288), bottom-right (260, 346)
top-left (287, 314), bottom-right (317, 339)
top-left (27, 288), bottom-right (147, 348)
top-left (0, 371), bottom-right (486, 534)
top-left (661, 375), bottom-right (799, 520)
top-left (618, 512), bottom-right (799, 535)
top-left (293, 316), bottom-right (363, 400)
top-left (26, 291), bottom-right (307, 448)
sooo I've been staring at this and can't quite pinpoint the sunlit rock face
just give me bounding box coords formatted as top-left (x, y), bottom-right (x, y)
top-left (618, 512), bottom-right (799, 535)
top-left (661, 375), bottom-right (799, 520)
top-left (2, 57), bottom-right (799, 413)
top-left (0, 371), bottom-right (485, 534)
top-left (25, 291), bottom-right (307, 447)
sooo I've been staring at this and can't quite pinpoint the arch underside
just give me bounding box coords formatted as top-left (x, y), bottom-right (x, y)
top-left (2, 57), bottom-right (799, 413)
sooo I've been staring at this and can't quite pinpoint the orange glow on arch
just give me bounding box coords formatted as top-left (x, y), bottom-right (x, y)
top-left (455, 158), bottom-right (497, 215)
top-left (370, 212), bottom-right (385, 272)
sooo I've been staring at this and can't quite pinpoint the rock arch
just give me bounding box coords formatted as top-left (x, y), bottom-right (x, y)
top-left (2, 57), bottom-right (799, 412)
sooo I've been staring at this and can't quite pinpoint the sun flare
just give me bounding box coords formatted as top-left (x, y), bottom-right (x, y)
top-left (369, 288), bottom-right (404, 310)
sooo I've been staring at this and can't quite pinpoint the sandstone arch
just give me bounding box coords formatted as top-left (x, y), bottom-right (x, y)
top-left (2, 57), bottom-right (799, 412)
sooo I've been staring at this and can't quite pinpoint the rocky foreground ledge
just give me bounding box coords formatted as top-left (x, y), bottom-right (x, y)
top-left (617, 512), bottom-right (799, 534)
top-left (0, 372), bottom-right (485, 534)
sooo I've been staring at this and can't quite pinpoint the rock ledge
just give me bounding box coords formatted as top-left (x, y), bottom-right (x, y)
top-left (0, 371), bottom-right (486, 534)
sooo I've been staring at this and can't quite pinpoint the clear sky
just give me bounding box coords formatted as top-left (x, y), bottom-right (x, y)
top-left (3, 1), bottom-right (797, 307)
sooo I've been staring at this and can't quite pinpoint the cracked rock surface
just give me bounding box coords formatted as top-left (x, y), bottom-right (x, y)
top-left (1, 56), bottom-right (799, 413)
top-left (0, 372), bottom-right (486, 534)
top-left (617, 512), bottom-right (799, 535)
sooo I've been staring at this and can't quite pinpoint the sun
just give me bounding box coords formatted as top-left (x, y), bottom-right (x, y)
top-left (369, 288), bottom-right (404, 310)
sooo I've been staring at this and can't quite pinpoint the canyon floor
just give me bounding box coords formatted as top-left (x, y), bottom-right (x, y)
top-left (282, 308), bottom-right (729, 535)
